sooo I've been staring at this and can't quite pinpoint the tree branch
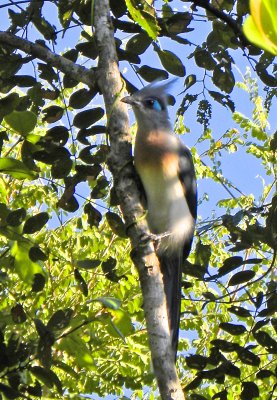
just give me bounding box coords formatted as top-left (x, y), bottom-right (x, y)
top-left (192, 0), bottom-right (249, 46)
top-left (0, 31), bottom-right (96, 88)
top-left (93, 1), bottom-right (185, 399)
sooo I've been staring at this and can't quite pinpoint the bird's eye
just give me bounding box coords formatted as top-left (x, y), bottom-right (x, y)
top-left (144, 98), bottom-right (163, 111)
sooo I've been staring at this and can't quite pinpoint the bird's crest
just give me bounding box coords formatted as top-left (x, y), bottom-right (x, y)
top-left (134, 78), bottom-right (177, 103)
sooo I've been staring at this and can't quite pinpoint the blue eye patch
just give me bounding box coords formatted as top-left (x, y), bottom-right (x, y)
top-left (143, 97), bottom-right (164, 111)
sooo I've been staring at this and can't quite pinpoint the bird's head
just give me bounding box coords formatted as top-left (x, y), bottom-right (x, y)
top-left (122, 79), bottom-right (176, 131)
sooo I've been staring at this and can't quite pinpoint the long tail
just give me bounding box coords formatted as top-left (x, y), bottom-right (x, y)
top-left (159, 251), bottom-right (183, 360)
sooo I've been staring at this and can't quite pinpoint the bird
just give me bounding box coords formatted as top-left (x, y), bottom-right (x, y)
top-left (122, 79), bottom-right (197, 359)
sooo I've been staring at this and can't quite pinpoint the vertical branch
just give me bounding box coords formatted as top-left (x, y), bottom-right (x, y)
top-left (93, 1), bottom-right (185, 399)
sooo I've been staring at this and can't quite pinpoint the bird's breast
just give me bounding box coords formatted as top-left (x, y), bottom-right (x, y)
top-left (134, 135), bottom-right (194, 252)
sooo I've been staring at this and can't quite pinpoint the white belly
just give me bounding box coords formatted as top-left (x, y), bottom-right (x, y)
top-left (139, 167), bottom-right (194, 254)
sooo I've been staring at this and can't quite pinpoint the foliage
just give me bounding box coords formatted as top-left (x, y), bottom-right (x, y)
top-left (243, 0), bottom-right (277, 55)
top-left (0, 0), bottom-right (276, 399)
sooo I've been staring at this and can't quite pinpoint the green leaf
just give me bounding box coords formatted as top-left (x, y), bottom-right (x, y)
top-left (108, 309), bottom-right (134, 338)
top-left (23, 212), bottom-right (49, 234)
top-left (30, 366), bottom-right (63, 394)
top-left (11, 303), bottom-right (27, 324)
top-left (243, 0), bottom-right (277, 55)
top-left (57, 335), bottom-right (95, 369)
top-left (0, 383), bottom-right (21, 399)
top-left (212, 65), bottom-right (235, 94)
top-left (6, 208), bottom-right (26, 227)
top-left (94, 296), bottom-right (121, 310)
top-left (84, 203), bottom-right (102, 227)
top-left (77, 259), bottom-right (101, 269)
top-left (73, 108), bottom-right (104, 129)
top-left (106, 211), bottom-right (127, 238)
top-left (228, 270), bottom-right (256, 286)
top-left (126, 32), bottom-right (152, 55)
top-left (156, 49), bottom-right (186, 77)
top-left (47, 309), bottom-right (73, 331)
top-left (228, 306), bottom-right (252, 318)
top-left (69, 88), bottom-right (97, 109)
top-left (0, 93), bottom-right (20, 120)
top-left (241, 381), bottom-right (259, 400)
top-left (219, 322), bottom-right (246, 335)
top-left (184, 74), bottom-right (196, 90)
top-left (137, 65), bottom-right (169, 82)
top-left (236, 347), bottom-right (260, 366)
top-left (11, 241), bottom-right (45, 283)
top-left (186, 354), bottom-right (208, 370)
top-left (74, 268), bottom-right (88, 296)
top-left (125, 0), bottom-right (160, 40)
top-left (194, 49), bottom-right (216, 70)
top-left (5, 110), bottom-right (37, 135)
top-left (0, 157), bottom-right (37, 180)
top-left (42, 105), bottom-right (64, 123)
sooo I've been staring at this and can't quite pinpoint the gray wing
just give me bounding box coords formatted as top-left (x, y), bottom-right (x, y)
top-left (178, 143), bottom-right (197, 220)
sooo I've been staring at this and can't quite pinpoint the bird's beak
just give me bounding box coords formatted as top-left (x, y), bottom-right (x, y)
top-left (121, 95), bottom-right (136, 105)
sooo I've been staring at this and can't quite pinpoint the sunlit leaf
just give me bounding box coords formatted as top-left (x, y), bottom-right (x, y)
top-left (4, 110), bottom-right (37, 135)
top-left (125, 0), bottom-right (160, 40)
top-left (0, 158), bottom-right (37, 180)
top-left (243, 0), bottom-right (277, 55)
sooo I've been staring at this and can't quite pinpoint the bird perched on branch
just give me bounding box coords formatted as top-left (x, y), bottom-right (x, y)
top-left (122, 79), bottom-right (197, 359)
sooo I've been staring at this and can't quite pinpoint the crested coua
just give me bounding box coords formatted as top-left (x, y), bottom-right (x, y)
top-left (122, 80), bottom-right (197, 359)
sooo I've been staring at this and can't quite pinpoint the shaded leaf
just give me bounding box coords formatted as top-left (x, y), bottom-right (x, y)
top-left (236, 347), bottom-right (260, 366)
top-left (219, 322), bottom-right (246, 335)
top-left (156, 49), bottom-right (186, 77)
top-left (218, 256), bottom-right (243, 277)
top-left (29, 246), bottom-right (48, 262)
top-left (126, 32), bottom-right (152, 55)
top-left (184, 377), bottom-right (202, 391)
top-left (228, 270), bottom-right (255, 286)
top-left (6, 208), bottom-right (26, 227)
top-left (0, 93), bottom-right (20, 120)
top-left (212, 389), bottom-right (227, 400)
top-left (106, 211), bottom-right (127, 238)
top-left (211, 339), bottom-right (239, 352)
top-left (32, 273), bottom-right (46, 293)
top-left (194, 49), bottom-right (216, 70)
top-left (253, 330), bottom-right (277, 352)
top-left (228, 306), bottom-right (252, 318)
top-left (47, 309), bottom-right (73, 331)
top-left (58, 194), bottom-right (79, 212)
top-left (42, 105), bottom-right (64, 123)
top-left (23, 212), bottom-right (49, 234)
top-left (74, 269), bottom-right (88, 297)
top-left (77, 259), bottom-right (101, 270)
top-left (73, 108), bottom-right (104, 129)
top-left (11, 304), bottom-right (27, 324)
top-left (137, 65), bottom-right (168, 82)
top-left (256, 369), bottom-right (274, 379)
top-left (84, 203), bottom-right (102, 227)
top-left (69, 88), bottom-right (97, 109)
top-left (30, 366), bottom-right (63, 394)
top-left (241, 381), bottom-right (259, 400)
top-left (91, 176), bottom-right (109, 199)
top-left (186, 354), bottom-right (208, 370)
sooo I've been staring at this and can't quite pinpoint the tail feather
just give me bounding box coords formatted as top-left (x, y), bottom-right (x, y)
top-left (159, 252), bottom-right (183, 359)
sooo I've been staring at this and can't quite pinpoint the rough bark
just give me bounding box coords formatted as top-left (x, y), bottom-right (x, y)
top-left (93, 1), bottom-right (185, 399)
top-left (0, 31), bottom-right (96, 88)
